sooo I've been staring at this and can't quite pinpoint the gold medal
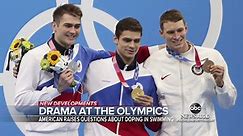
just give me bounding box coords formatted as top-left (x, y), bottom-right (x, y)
top-left (131, 87), bottom-right (144, 100)
top-left (202, 58), bottom-right (214, 73)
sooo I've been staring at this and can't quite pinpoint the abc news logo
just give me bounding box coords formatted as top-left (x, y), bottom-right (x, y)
top-left (190, 103), bottom-right (201, 114)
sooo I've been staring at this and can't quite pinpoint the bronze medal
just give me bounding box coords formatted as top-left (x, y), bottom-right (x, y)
top-left (202, 58), bottom-right (214, 73)
top-left (131, 87), bottom-right (144, 100)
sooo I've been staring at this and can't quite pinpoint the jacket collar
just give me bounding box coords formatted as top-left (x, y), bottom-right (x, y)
top-left (115, 52), bottom-right (137, 71)
top-left (49, 34), bottom-right (74, 55)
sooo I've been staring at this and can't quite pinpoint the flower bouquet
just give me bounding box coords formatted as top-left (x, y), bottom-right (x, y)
top-left (6, 38), bottom-right (34, 71)
top-left (40, 50), bottom-right (78, 87)
top-left (10, 38), bottom-right (34, 62)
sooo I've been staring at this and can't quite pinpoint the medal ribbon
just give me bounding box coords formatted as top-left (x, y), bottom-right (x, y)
top-left (49, 39), bottom-right (56, 50)
top-left (48, 39), bottom-right (73, 59)
top-left (112, 55), bottom-right (139, 89)
top-left (166, 41), bottom-right (202, 67)
top-left (193, 47), bottom-right (202, 68)
top-left (166, 47), bottom-right (191, 62)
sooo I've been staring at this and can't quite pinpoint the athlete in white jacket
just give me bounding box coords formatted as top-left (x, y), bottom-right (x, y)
top-left (15, 4), bottom-right (110, 136)
top-left (144, 9), bottom-right (237, 136)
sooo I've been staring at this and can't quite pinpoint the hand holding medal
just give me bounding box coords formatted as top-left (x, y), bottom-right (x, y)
top-left (202, 58), bottom-right (214, 73)
top-left (208, 62), bottom-right (225, 87)
top-left (133, 91), bottom-right (153, 107)
top-left (40, 50), bottom-right (79, 88)
top-left (192, 58), bottom-right (215, 75)
top-left (202, 58), bottom-right (224, 87)
top-left (131, 86), bottom-right (144, 100)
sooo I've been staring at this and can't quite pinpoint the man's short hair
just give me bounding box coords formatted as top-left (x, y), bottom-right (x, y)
top-left (115, 17), bottom-right (142, 38)
top-left (160, 9), bottom-right (186, 31)
top-left (53, 4), bottom-right (82, 24)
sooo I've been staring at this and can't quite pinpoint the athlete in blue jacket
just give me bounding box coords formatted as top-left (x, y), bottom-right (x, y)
top-left (84, 17), bottom-right (161, 136)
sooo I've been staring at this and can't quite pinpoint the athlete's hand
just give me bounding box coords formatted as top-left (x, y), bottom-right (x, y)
top-left (135, 95), bottom-right (153, 106)
top-left (13, 62), bottom-right (20, 78)
top-left (209, 65), bottom-right (224, 87)
top-left (57, 68), bottom-right (74, 93)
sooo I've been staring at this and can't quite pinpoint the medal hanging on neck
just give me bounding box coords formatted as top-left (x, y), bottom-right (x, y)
top-left (166, 42), bottom-right (204, 76)
top-left (167, 41), bottom-right (215, 76)
top-left (48, 39), bottom-right (82, 92)
top-left (49, 40), bottom-right (56, 51)
top-left (112, 55), bottom-right (144, 100)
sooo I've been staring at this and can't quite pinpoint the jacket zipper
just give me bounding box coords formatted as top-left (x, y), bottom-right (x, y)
top-left (179, 61), bottom-right (184, 136)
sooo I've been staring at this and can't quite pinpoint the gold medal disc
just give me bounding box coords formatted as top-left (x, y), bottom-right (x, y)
top-left (131, 87), bottom-right (144, 100)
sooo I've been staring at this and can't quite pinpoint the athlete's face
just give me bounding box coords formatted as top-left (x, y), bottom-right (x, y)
top-left (114, 30), bottom-right (141, 64)
top-left (52, 13), bottom-right (81, 49)
top-left (160, 20), bottom-right (188, 53)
